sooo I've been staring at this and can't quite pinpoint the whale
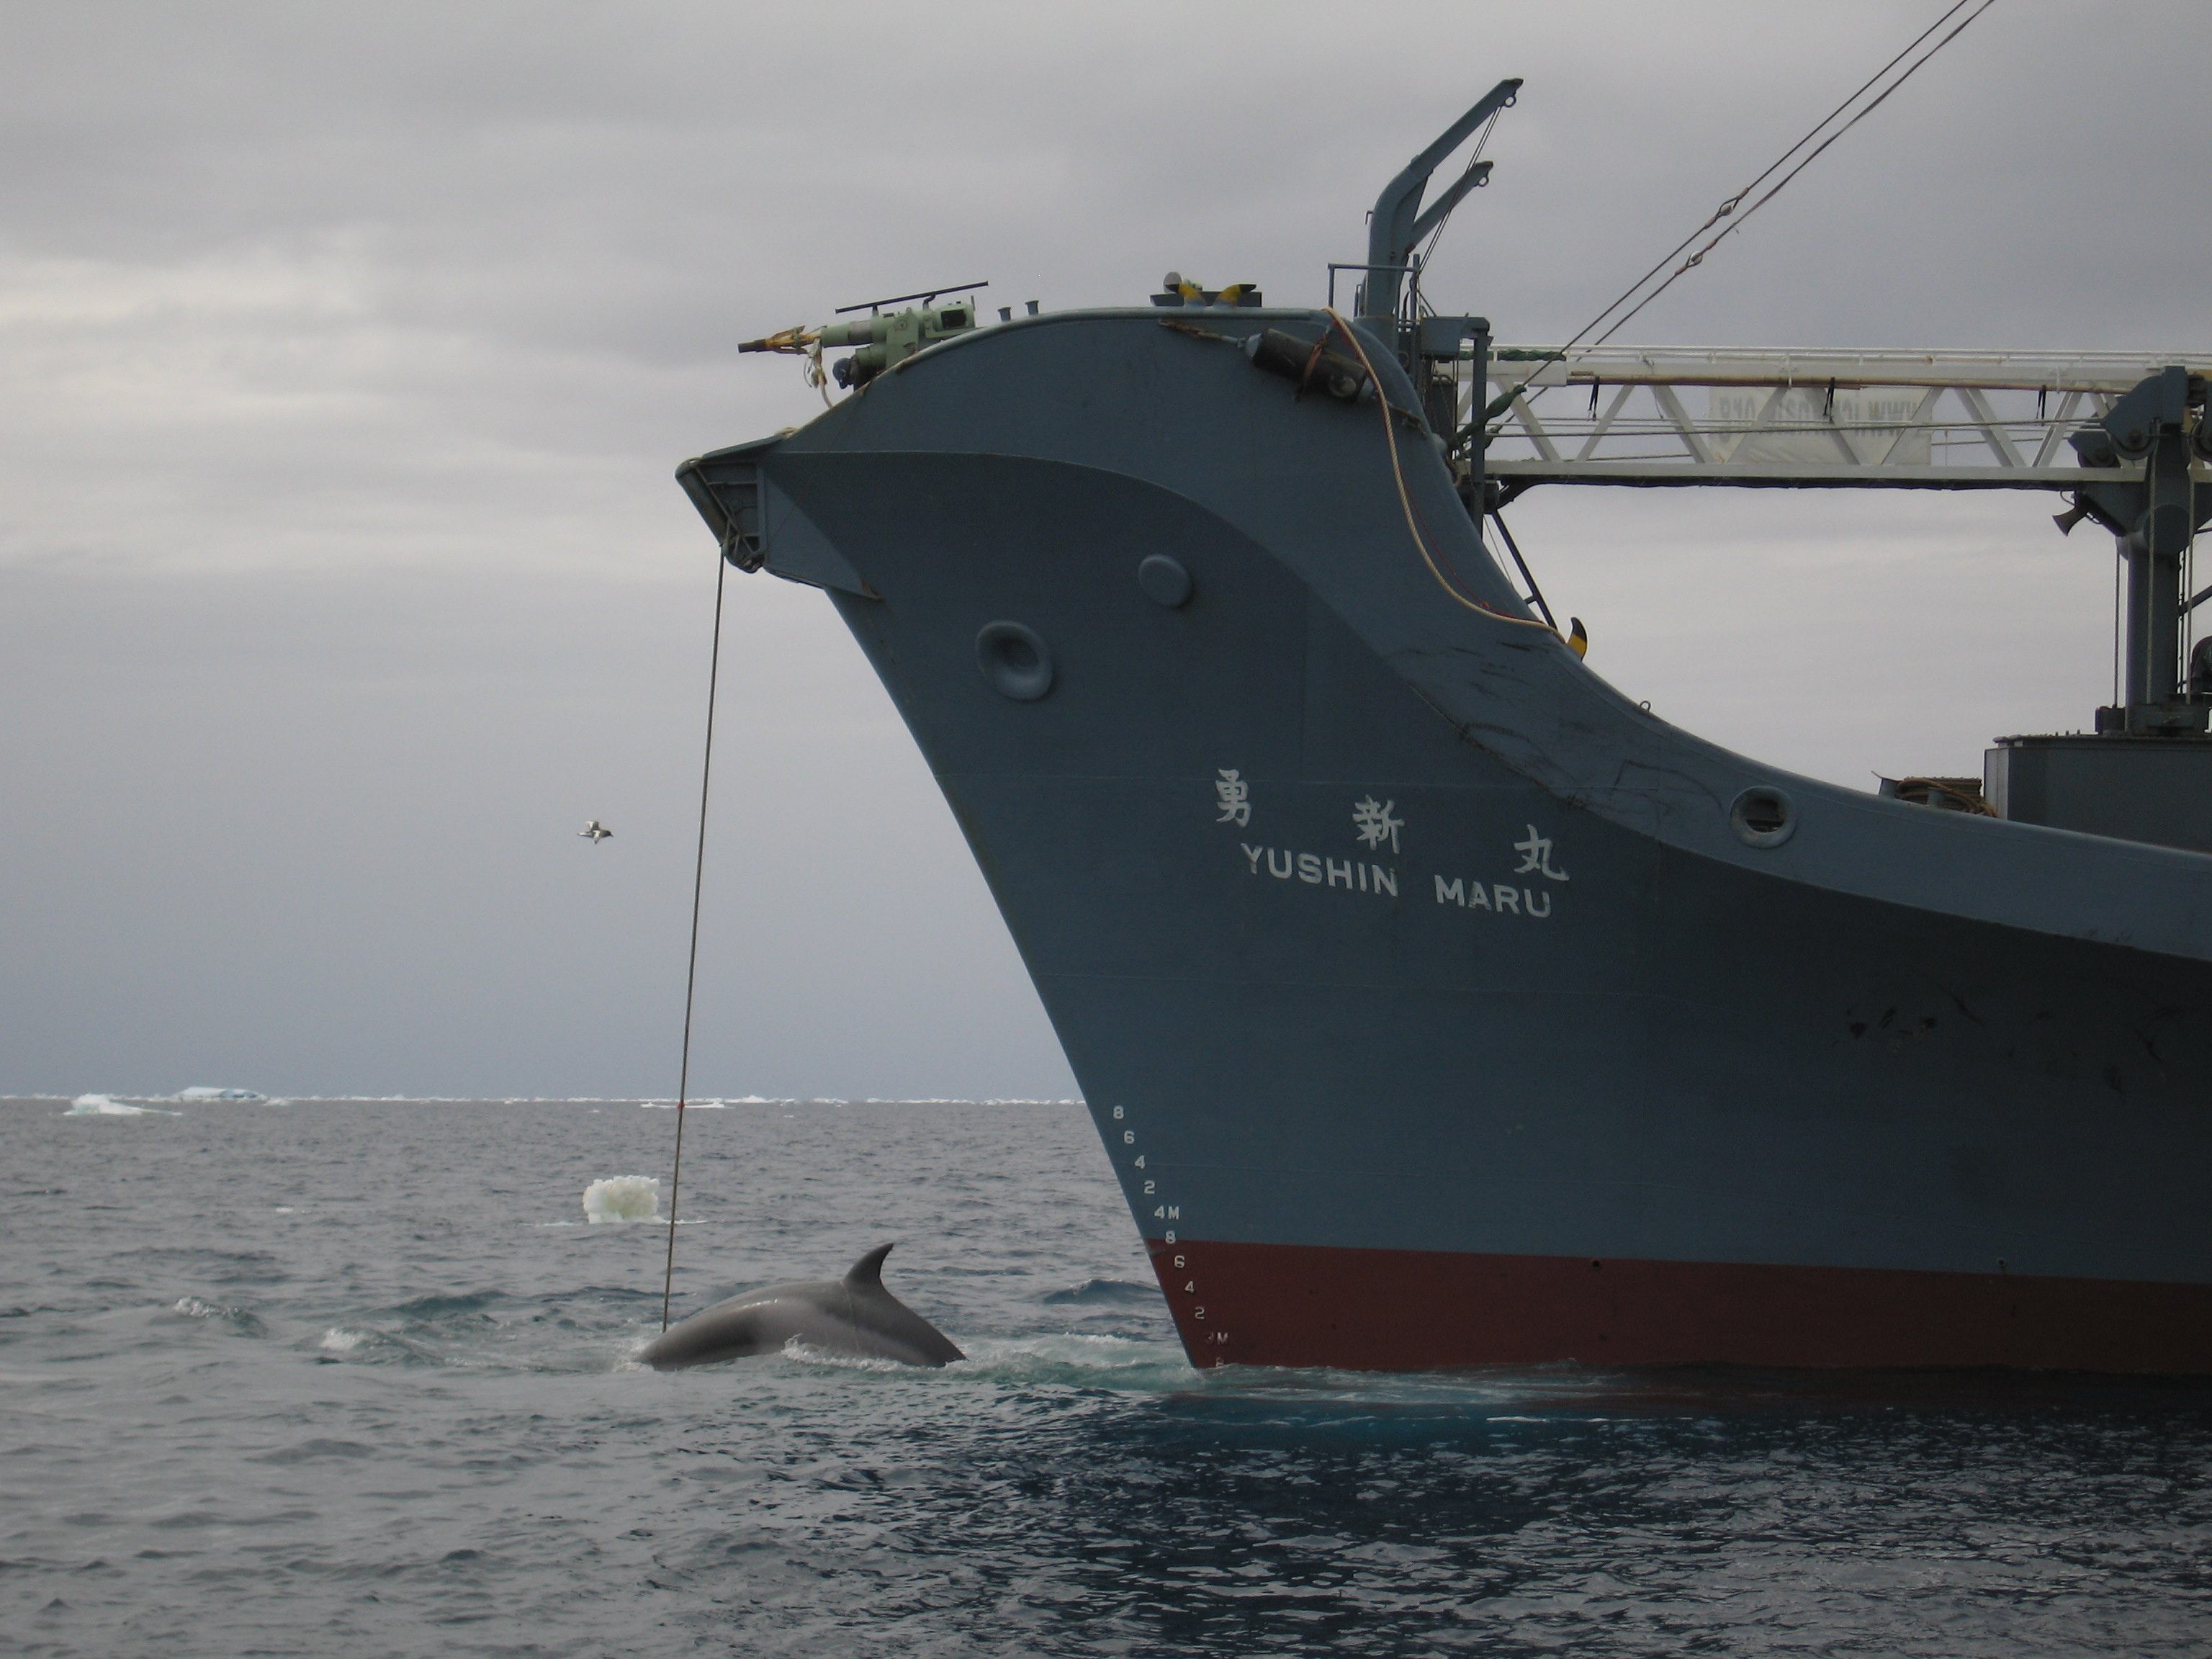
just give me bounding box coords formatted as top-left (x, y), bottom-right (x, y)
top-left (638, 1243), bottom-right (964, 1370)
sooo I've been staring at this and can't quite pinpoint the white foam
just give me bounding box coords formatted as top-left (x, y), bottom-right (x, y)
top-left (768, 1332), bottom-right (1197, 1387)
top-left (583, 1174), bottom-right (661, 1223)
top-left (172, 1296), bottom-right (226, 1318)
top-left (318, 1328), bottom-right (367, 1353)
top-left (67, 1094), bottom-right (179, 1116)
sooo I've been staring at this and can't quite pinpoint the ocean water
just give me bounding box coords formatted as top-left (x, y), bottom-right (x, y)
top-left (6, 1097), bottom-right (2212, 1657)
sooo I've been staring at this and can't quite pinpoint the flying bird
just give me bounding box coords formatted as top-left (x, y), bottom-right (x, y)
top-left (579, 820), bottom-right (613, 844)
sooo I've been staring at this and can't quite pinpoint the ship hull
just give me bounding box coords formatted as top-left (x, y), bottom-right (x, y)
top-left (1156, 1242), bottom-right (2212, 1372)
top-left (680, 309), bottom-right (2212, 1374)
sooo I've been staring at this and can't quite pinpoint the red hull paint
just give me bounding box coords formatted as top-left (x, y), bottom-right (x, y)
top-left (1150, 1238), bottom-right (2212, 1374)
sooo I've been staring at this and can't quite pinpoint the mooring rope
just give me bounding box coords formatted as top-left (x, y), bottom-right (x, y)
top-left (1321, 307), bottom-right (1558, 636)
top-left (662, 544), bottom-right (730, 1331)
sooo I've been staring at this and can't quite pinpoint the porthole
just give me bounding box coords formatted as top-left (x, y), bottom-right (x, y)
top-left (975, 621), bottom-right (1053, 701)
top-left (1729, 786), bottom-right (1796, 848)
top-left (1138, 554), bottom-right (1193, 608)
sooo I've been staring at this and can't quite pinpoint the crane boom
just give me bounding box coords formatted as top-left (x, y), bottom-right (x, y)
top-left (1471, 346), bottom-right (2211, 493)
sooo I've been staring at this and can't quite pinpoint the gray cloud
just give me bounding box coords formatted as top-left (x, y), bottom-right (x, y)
top-left (4, 1), bottom-right (2206, 1094)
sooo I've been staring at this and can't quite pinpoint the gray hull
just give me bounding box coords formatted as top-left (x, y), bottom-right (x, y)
top-left (680, 310), bottom-right (2212, 1372)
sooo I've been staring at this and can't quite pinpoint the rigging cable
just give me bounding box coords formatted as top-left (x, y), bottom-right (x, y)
top-left (1415, 108), bottom-right (1505, 278)
top-left (1488, 512), bottom-right (1557, 633)
top-left (660, 542), bottom-right (730, 1331)
top-left (1478, 0), bottom-right (1997, 439)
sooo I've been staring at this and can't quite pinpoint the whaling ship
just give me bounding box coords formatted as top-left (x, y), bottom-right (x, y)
top-left (678, 81), bottom-right (2212, 1372)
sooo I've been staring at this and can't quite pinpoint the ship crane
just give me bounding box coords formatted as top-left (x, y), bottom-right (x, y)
top-left (1470, 348), bottom-right (2196, 495)
top-left (1337, 75), bottom-right (2212, 845)
top-left (1439, 343), bottom-right (2212, 832)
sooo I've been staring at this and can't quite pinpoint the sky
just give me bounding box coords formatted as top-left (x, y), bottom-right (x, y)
top-left (4, 0), bottom-right (2207, 1100)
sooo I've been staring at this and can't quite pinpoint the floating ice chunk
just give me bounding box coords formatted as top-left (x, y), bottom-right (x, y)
top-left (583, 1174), bottom-right (662, 1223)
top-left (174, 1087), bottom-right (267, 1102)
top-left (67, 1094), bottom-right (179, 1116)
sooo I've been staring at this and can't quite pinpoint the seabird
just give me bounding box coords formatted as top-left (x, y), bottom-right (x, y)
top-left (579, 820), bottom-right (613, 844)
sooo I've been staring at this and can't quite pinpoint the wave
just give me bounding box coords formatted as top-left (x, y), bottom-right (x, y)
top-left (631, 1098), bottom-right (1082, 1109)
top-left (1039, 1277), bottom-right (1163, 1308)
top-left (732, 1331), bottom-right (1195, 1389)
top-left (168, 1296), bottom-right (266, 1336)
top-left (174, 1087), bottom-right (269, 1102)
top-left (67, 1094), bottom-right (179, 1116)
top-left (583, 1175), bottom-right (660, 1223)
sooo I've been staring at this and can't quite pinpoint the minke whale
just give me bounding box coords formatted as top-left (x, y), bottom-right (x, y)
top-left (639, 1243), bottom-right (964, 1370)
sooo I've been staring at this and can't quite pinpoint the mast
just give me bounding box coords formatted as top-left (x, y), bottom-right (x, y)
top-left (2066, 367), bottom-right (2212, 731)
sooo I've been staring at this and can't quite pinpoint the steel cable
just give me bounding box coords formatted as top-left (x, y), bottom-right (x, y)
top-left (1481, 0), bottom-right (1997, 441)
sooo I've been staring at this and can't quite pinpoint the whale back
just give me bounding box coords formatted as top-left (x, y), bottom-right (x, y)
top-left (638, 1242), bottom-right (963, 1370)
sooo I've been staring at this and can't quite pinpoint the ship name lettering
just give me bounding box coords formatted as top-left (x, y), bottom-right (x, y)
top-left (1434, 874), bottom-right (1555, 920)
top-left (1215, 769), bottom-right (1251, 827)
top-left (1512, 824), bottom-right (1568, 882)
top-left (1243, 845), bottom-right (1398, 900)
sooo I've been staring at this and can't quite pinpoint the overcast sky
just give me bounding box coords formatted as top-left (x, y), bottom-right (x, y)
top-left (4, 1), bottom-right (2207, 1099)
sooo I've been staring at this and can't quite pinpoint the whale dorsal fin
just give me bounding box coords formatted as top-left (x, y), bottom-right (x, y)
top-left (845, 1242), bottom-right (895, 1288)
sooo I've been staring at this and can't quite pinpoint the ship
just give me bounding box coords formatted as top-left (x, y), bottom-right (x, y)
top-left (675, 83), bottom-right (2212, 1374)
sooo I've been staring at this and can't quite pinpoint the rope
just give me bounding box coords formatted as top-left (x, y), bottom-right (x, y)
top-left (804, 341), bottom-right (833, 408)
top-left (661, 543), bottom-right (729, 1331)
top-left (1321, 308), bottom-right (1558, 636)
top-left (1894, 776), bottom-right (1998, 816)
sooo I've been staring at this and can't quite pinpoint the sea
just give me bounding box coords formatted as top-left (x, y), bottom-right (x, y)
top-left (7, 1094), bottom-right (2212, 1657)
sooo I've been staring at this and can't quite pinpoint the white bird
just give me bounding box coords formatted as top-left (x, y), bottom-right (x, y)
top-left (579, 820), bottom-right (613, 844)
